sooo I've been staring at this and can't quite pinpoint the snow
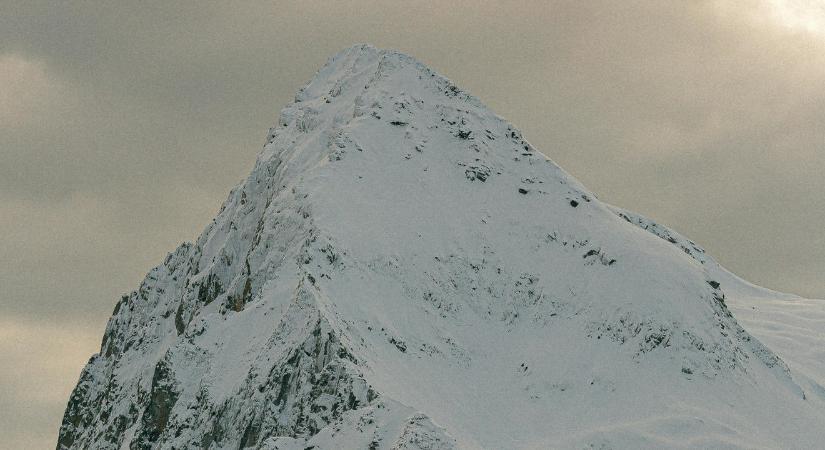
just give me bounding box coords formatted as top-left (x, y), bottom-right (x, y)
top-left (58, 44), bottom-right (825, 449)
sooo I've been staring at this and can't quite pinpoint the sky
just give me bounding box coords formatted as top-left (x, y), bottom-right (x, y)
top-left (2, 1), bottom-right (824, 447)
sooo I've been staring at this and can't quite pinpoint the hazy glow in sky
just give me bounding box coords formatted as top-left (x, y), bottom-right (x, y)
top-left (767, 0), bottom-right (825, 35)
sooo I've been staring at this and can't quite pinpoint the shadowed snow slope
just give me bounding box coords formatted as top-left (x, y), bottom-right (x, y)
top-left (58, 45), bottom-right (825, 449)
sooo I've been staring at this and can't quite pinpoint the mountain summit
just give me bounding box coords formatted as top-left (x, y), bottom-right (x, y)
top-left (59, 44), bottom-right (825, 449)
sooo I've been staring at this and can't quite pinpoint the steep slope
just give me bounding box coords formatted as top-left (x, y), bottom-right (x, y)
top-left (58, 44), bottom-right (825, 449)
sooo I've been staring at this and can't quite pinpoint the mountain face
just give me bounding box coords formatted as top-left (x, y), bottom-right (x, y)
top-left (58, 45), bottom-right (825, 449)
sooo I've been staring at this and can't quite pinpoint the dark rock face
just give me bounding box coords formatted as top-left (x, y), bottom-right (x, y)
top-left (57, 358), bottom-right (99, 449)
top-left (134, 358), bottom-right (179, 449)
top-left (187, 319), bottom-right (373, 449)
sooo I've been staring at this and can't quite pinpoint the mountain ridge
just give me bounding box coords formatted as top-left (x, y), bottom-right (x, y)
top-left (58, 44), bottom-right (825, 449)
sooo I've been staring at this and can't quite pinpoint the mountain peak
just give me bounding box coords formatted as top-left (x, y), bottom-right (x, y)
top-left (292, 44), bottom-right (481, 111)
top-left (58, 46), bottom-right (825, 449)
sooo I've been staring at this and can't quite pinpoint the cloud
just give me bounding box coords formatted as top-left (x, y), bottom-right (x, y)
top-left (0, 317), bottom-right (102, 448)
top-left (0, 54), bottom-right (68, 128)
top-left (721, 0), bottom-right (825, 36)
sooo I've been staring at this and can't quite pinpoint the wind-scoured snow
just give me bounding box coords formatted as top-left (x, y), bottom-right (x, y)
top-left (58, 44), bottom-right (825, 449)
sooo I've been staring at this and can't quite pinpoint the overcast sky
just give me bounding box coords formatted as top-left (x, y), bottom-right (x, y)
top-left (2, 1), bottom-right (824, 446)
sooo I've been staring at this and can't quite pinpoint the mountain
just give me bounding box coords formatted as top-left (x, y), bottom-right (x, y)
top-left (58, 44), bottom-right (825, 449)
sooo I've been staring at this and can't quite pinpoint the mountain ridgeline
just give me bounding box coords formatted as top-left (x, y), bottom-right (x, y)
top-left (58, 45), bottom-right (825, 449)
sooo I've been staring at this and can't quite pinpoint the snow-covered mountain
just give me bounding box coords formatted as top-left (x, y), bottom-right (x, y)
top-left (58, 44), bottom-right (825, 449)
